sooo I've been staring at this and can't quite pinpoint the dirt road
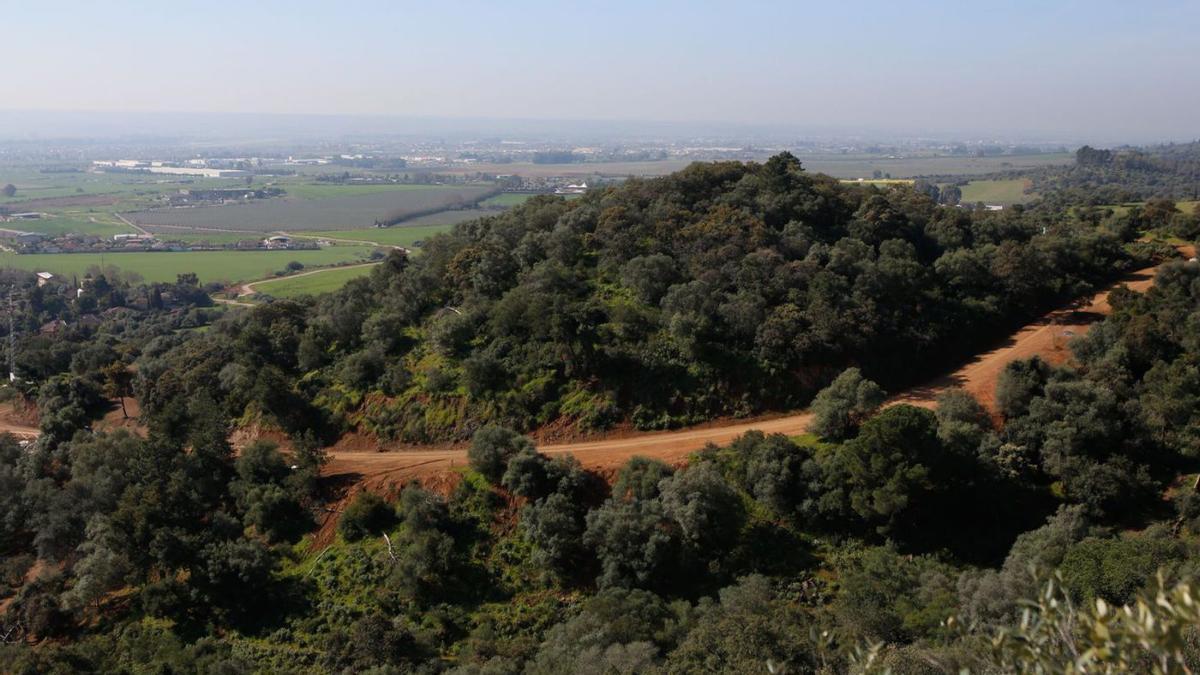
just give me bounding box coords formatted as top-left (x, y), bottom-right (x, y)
top-left (0, 407), bottom-right (40, 438)
top-left (325, 255), bottom-right (1184, 486)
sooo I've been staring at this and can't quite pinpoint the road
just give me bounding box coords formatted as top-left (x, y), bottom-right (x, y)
top-left (324, 253), bottom-right (1185, 487)
top-left (2, 252), bottom-right (1183, 484)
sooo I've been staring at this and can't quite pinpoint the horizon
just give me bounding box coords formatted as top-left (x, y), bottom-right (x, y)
top-left (3, 0), bottom-right (1198, 144)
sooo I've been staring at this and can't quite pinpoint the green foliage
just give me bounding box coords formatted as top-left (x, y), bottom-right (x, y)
top-left (809, 368), bottom-right (886, 441)
top-left (469, 426), bottom-right (534, 484)
top-left (339, 492), bottom-right (398, 542)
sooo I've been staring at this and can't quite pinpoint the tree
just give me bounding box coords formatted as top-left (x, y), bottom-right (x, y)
top-left (338, 491), bottom-right (397, 542)
top-left (940, 184), bottom-right (963, 206)
top-left (808, 368), bottom-right (886, 440)
top-left (935, 387), bottom-right (991, 454)
top-left (2, 183), bottom-right (15, 198)
top-left (995, 357), bottom-right (1052, 419)
top-left (822, 404), bottom-right (967, 541)
top-left (468, 425), bottom-right (534, 483)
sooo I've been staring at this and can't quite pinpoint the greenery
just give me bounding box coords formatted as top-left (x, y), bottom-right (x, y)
top-left (132, 153), bottom-right (1149, 444)
top-left (3, 150), bottom-right (1200, 672)
top-left (0, 246), bottom-right (375, 285)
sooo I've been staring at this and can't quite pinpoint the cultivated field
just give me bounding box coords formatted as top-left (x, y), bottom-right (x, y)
top-left (126, 184), bottom-right (496, 231)
top-left (304, 223), bottom-right (456, 248)
top-left (0, 246), bottom-right (375, 284)
top-left (958, 178), bottom-right (1036, 204)
top-left (0, 214), bottom-right (135, 238)
top-left (480, 193), bottom-right (537, 207)
top-left (250, 263), bottom-right (378, 298)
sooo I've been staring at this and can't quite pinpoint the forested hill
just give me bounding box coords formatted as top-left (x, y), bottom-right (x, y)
top-left (1033, 142), bottom-right (1200, 206)
top-left (138, 153), bottom-right (1154, 442)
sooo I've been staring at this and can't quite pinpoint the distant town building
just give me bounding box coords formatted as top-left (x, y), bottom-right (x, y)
top-left (35, 272), bottom-right (54, 287)
top-left (264, 235), bottom-right (292, 249)
top-left (554, 182), bottom-right (588, 195)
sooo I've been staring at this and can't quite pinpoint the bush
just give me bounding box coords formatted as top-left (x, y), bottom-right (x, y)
top-left (339, 492), bottom-right (397, 542)
top-left (808, 368), bottom-right (885, 440)
top-left (468, 426), bottom-right (534, 483)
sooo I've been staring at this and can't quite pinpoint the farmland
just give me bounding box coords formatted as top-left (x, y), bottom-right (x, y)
top-left (0, 245), bottom-right (375, 284)
top-left (250, 263), bottom-right (378, 298)
top-left (126, 184), bottom-right (496, 231)
top-left (957, 178), bottom-right (1036, 204)
top-left (480, 193), bottom-right (537, 207)
top-left (303, 223), bottom-right (456, 248)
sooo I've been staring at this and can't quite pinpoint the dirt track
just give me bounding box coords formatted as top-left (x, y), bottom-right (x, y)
top-left (0, 253), bottom-right (1184, 487)
top-left (324, 253), bottom-right (1187, 487)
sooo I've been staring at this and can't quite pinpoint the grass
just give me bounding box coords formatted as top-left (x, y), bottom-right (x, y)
top-left (480, 193), bottom-right (536, 207)
top-left (304, 224), bottom-right (456, 247)
top-left (0, 214), bottom-right (136, 238)
top-left (0, 245), bottom-right (375, 285)
top-left (957, 178), bottom-right (1036, 204)
top-left (251, 264), bottom-right (378, 298)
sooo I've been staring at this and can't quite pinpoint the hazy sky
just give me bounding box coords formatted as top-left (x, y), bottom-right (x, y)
top-left (5, 0), bottom-right (1199, 141)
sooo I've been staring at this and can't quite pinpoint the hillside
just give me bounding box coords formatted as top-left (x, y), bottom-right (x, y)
top-left (135, 153), bottom-right (1146, 445)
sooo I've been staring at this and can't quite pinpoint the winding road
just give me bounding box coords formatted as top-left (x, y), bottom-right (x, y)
top-left (324, 252), bottom-right (1187, 487)
top-left (2, 251), bottom-right (1186, 485)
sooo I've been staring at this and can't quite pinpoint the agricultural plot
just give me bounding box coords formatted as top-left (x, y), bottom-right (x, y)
top-left (0, 214), bottom-right (135, 238)
top-left (480, 193), bottom-right (537, 207)
top-left (957, 178), bottom-right (1036, 204)
top-left (251, 263), bottom-right (378, 298)
top-left (126, 184), bottom-right (496, 231)
top-left (0, 245), bottom-right (375, 285)
top-left (304, 223), bottom-right (456, 248)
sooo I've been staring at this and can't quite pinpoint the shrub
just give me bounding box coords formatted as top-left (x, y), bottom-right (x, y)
top-left (808, 368), bottom-right (885, 441)
top-left (468, 426), bottom-right (534, 483)
top-left (339, 492), bottom-right (397, 542)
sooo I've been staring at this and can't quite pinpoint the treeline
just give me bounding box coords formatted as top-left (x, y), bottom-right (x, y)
top-left (137, 153), bottom-right (1149, 444)
top-left (7, 257), bottom-right (1200, 671)
top-left (1033, 142), bottom-right (1200, 207)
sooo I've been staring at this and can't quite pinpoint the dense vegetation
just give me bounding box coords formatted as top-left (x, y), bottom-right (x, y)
top-left (134, 153), bottom-right (1159, 444)
top-left (4, 151), bottom-right (1200, 672)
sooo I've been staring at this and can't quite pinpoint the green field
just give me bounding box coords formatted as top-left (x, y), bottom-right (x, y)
top-left (305, 223), bottom-right (456, 247)
top-left (480, 193), bottom-right (537, 207)
top-left (128, 184), bottom-right (496, 231)
top-left (0, 246), bottom-right (375, 285)
top-left (1, 214), bottom-right (136, 238)
top-left (957, 178), bottom-right (1036, 204)
top-left (251, 263), bottom-right (378, 298)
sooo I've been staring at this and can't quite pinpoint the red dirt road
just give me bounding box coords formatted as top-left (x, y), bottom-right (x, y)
top-left (325, 253), bottom-right (1188, 487)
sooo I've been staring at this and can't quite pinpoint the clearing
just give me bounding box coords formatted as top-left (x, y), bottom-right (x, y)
top-left (957, 178), bottom-right (1036, 205)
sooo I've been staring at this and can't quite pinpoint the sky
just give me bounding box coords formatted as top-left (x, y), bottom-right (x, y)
top-left (4, 0), bottom-right (1199, 142)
